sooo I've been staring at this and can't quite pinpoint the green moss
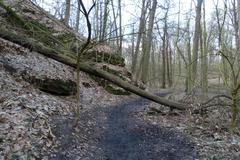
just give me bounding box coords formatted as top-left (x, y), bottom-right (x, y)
top-left (90, 75), bottom-right (130, 95)
top-left (0, 2), bottom-right (129, 94)
top-left (0, 2), bottom-right (68, 49)
top-left (0, 2), bottom-right (126, 66)
top-left (55, 32), bottom-right (75, 44)
top-left (37, 79), bottom-right (77, 96)
top-left (27, 19), bottom-right (53, 32)
top-left (105, 84), bottom-right (130, 95)
top-left (101, 65), bottom-right (126, 80)
top-left (0, 1), bottom-right (26, 28)
top-left (23, 19), bottom-right (65, 48)
top-left (102, 65), bottom-right (119, 75)
top-left (22, 8), bottom-right (36, 14)
top-left (0, 2), bottom-right (48, 34)
top-left (81, 51), bottom-right (125, 66)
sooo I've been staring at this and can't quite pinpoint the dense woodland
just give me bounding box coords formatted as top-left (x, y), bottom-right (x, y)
top-left (0, 0), bottom-right (240, 159)
top-left (33, 0), bottom-right (240, 128)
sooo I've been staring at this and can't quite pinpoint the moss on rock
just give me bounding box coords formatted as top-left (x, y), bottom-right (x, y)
top-left (81, 51), bottom-right (125, 67)
top-left (0, 2), bottom-right (132, 96)
top-left (53, 32), bottom-right (75, 49)
top-left (37, 79), bottom-right (77, 96)
top-left (105, 84), bottom-right (130, 95)
top-left (90, 74), bottom-right (130, 95)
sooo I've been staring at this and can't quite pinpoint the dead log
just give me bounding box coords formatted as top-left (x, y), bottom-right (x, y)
top-left (0, 27), bottom-right (187, 110)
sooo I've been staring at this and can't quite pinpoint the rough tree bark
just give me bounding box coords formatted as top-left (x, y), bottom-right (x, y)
top-left (141, 0), bottom-right (157, 84)
top-left (118, 0), bottom-right (123, 55)
top-left (162, 14), bottom-right (168, 88)
top-left (100, 0), bottom-right (109, 42)
top-left (191, 0), bottom-right (203, 88)
top-left (75, 1), bottom-right (80, 32)
top-left (0, 27), bottom-right (187, 110)
top-left (74, 0), bottom-right (95, 119)
top-left (131, 0), bottom-right (147, 81)
top-left (200, 0), bottom-right (208, 100)
top-left (64, 0), bottom-right (71, 26)
top-left (191, 0), bottom-right (203, 87)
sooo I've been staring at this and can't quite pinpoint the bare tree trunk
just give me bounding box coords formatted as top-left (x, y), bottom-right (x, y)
top-left (137, 32), bottom-right (147, 81)
top-left (64, 0), bottom-right (71, 26)
top-left (157, 49), bottom-right (161, 88)
top-left (215, 0), bottom-right (228, 85)
top-left (175, 0), bottom-right (181, 84)
top-left (151, 43), bottom-right (156, 87)
top-left (162, 28), bottom-right (167, 88)
top-left (131, 0), bottom-right (147, 81)
top-left (101, 0), bottom-right (109, 42)
top-left (191, 0), bottom-right (203, 87)
top-left (186, 18), bottom-right (192, 93)
top-left (118, 0), bottom-right (123, 55)
top-left (200, 0), bottom-right (208, 100)
top-left (141, 0), bottom-right (157, 84)
top-left (166, 39), bottom-right (171, 87)
top-left (234, 0), bottom-right (240, 76)
top-left (161, 11), bottom-right (168, 89)
top-left (110, 0), bottom-right (119, 47)
top-left (75, 1), bottom-right (80, 32)
top-left (168, 43), bottom-right (173, 87)
top-left (94, 1), bottom-right (100, 39)
top-left (131, 25), bottom-right (135, 66)
top-left (75, 0), bottom-right (95, 122)
top-left (99, 1), bottom-right (103, 40)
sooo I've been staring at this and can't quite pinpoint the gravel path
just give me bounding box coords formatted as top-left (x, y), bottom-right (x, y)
top-left (50, 93), bottom-right (197, 160)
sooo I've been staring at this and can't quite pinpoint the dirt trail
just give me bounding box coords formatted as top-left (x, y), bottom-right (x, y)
top-left (50, 93), bottom-right (197, 160)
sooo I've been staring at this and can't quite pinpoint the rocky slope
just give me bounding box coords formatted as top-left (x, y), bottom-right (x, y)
top-left (0, 35), bottom-right (129, 159)
top-left (0, 0), bottom-right (130, 158)
top-left (0, 0), bottom-right (133, 95)
top-left (1, 1), bottom-right (240, 160)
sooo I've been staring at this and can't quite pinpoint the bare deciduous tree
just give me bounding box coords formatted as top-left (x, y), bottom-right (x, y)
top-left (64, 0), bottom-right (71, 26)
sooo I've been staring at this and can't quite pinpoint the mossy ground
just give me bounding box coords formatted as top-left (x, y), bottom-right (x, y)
top-left (37, 79), bottom-right (77, 96)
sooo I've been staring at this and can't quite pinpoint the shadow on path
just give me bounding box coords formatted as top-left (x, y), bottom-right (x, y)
top-left (50, 92), bottom-right (197, 160)
top-left (101, 93), bottom-right (197, 160)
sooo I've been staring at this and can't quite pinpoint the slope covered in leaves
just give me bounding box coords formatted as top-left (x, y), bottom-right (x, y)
top-left (1, 1), bottom-right (240, 159)
top-left (0, 37), bottom-right (125, 158)
top-left (0, 0), bottom-right (129, 158)
top-left (0, 0), bottom-right (134, 95)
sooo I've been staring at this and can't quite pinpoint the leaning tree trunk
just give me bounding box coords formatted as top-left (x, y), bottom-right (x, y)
top-left (0, 27), bottom-right (187, 110)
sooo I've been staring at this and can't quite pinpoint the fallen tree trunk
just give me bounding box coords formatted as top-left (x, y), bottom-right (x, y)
top-left (0, 27), bottom-right (187, 110)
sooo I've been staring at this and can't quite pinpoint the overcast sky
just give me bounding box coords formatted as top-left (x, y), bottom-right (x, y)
top-left (36, 0), bottom-right (223, 34)
top-left (38, 0), bottom-right (221, 20)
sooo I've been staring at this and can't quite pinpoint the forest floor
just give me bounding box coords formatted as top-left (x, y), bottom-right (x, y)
top-left (48, 93), bottom-right (196, 160)
top-left (1, 38), bottom-right (240, 160)
top-left (45, 90), bottom-right (240, 160)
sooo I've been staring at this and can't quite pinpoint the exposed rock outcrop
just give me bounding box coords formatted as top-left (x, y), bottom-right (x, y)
top-left (0, 0), bottom-right (130, 95)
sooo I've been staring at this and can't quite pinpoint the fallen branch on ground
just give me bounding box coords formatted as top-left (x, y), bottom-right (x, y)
top-left (201, 94), bottom-right (232, 109)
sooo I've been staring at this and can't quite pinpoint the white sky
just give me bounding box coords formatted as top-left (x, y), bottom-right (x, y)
top-left (36, 0), bottom-right (223, 34)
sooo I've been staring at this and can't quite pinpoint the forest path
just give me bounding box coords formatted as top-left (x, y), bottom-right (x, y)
top-left (50, 93), bottom-right (197, 160)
